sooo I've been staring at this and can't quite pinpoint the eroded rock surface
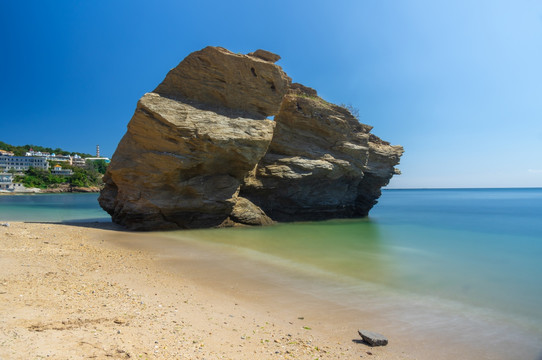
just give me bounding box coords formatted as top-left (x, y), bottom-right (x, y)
top-left (99, 47), bottom-right (403, 230)
top-left (154, 46), bottom-right (290, 117)
top-left (100, 93), bottom-right (276, 230)
top-left (241, 84), bottom-right (403, 221)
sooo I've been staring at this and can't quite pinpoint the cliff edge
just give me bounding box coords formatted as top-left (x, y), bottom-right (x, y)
top-left (98, 47), bottom-right (403, 230)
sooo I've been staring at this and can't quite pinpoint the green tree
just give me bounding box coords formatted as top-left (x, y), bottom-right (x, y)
top-left (20, 167), bottom-right (50, 188)
top-left (0, 141), bottom-right (93, 157)
top-left (69, 172), bottom-right (88, 187)
top-left (16, 164), bottom-right (104, 189)
top-left (87, 159), bottom-right (108, 174)
top-left (47, 173), bottom-right (64, 185)
top-left (68, 165), bottom-right (102, 187)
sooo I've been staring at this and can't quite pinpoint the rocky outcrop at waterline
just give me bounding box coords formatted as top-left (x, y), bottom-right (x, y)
top-left (98, 46), bottom-right (403, 230)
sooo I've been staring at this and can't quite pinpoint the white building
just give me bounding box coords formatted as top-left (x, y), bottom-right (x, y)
top-left (25, 150), bottom-right (71, 162)
top-left (0, 173), bottom-right (13, 189)
top-left (71, 154), bottom-right (87, 167)
top-left (0, 173), bottom-right (24, 191)
top-left (24, 148), bottom-right (85, 166)
top-left (25, 149), bottom-right (50, 157)
top-left (50, 154), bottom-right (72, 162)
top-left (0, 154), bottom-right (49, 172)
top-left (51, 164), bottom-right (73, 176)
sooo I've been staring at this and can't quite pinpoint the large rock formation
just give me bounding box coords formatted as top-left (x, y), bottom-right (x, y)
top-left (240, 83), bottom-right (403, 221)
top-left (99, 46), bottom-right (403, 230)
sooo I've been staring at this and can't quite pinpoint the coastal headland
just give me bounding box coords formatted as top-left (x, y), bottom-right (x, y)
top-left (1, 222), bottom-right (533, 360)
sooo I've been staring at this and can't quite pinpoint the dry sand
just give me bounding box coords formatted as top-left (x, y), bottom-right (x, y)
top-left (1, 222), bottom-right (538, 360)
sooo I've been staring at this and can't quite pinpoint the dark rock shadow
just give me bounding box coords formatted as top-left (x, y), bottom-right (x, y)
top-left (23, 220), bottom-right (128, 232)
top-left (352, 339), bottom-right (372, 347)
top-left (156, 93), bottom-right (267, 120)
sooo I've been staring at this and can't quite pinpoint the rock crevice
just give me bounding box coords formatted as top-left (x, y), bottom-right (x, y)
top-left (99, 47), bottom-right (403, 230)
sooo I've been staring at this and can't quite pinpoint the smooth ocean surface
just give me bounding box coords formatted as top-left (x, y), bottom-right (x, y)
top-left (0, 193), bottom-right (110, 223)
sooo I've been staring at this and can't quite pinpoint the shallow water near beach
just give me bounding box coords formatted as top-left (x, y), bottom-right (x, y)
top-left (0, 193), bottom-right (110, 223)
top-left (164, 188), bottom-right (542, 358)
top-left (2, 188), bottom-right (542, 357)
top-left (172, 189), bottom-right (542, 321)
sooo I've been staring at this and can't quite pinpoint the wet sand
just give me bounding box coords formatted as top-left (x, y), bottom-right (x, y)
top-left (1, 222), bottom-right (539, 359)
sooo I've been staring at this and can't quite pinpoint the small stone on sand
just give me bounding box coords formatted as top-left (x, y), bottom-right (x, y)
top-left (358, 330), bottom-right (388, 347)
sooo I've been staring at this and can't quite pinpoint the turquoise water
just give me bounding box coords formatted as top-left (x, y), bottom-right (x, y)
top-left (1, 189), bottom-right (541, 339)
top-left (170, 188), bottom-right (542, 338)
top-left (0, 193), bottom-right (110, 223)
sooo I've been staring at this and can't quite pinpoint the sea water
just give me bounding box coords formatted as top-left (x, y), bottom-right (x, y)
top-left (2, 189), bottom-right (541, 347)
top-left (167, 188), bottom-right (542, 343)
top-left (0, 193), bottom-right (110, 223)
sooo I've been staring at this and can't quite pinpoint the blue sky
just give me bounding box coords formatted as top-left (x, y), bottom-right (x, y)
top-left (1, 1), bottom-right (541, 188)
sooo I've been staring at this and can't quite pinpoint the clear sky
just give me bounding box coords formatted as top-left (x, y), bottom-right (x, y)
top-left (1, 0), bottom-right (541, 188)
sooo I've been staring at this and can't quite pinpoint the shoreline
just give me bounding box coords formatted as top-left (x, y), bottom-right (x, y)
top-left (0, 186), bottom-right (100, 195)
top-left (1, 222), bottom-right (540, 359)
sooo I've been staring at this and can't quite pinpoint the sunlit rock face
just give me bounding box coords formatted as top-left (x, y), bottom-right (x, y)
top-left (99, 47), bottom-right (403, 230)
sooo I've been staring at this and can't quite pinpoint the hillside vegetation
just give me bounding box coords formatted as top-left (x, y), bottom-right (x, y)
top-left (15, 161), bottom-right (108, 189)
top-left (0, 141), bottom-right (93, 157)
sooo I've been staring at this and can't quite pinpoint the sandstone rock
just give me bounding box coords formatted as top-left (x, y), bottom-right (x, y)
top-left (154, 46), bottom-right (291, 117)
top-left (288, 82), bottom-right (318, 97)
top-left (99, 92), bottom-right (275, 230)
top-left (240, 91), bottom-right (403, 221)
top-left (247, 49), bottom-right (281, 63)
top-left (229, 197), bottom-right (274, 226)
top-left (358, 329), bottom-right (388, 347)
top-left (99, 46), bottom-right (403, 230)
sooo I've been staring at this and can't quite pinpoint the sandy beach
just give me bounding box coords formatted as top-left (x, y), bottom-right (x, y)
top-left (0, 222), bottom-right (408, 360)
top-left (1, 222), bottom-right (539, 360)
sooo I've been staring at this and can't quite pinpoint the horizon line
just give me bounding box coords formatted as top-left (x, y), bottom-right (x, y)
top-left (384, 186), bottom-right (542, 190)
